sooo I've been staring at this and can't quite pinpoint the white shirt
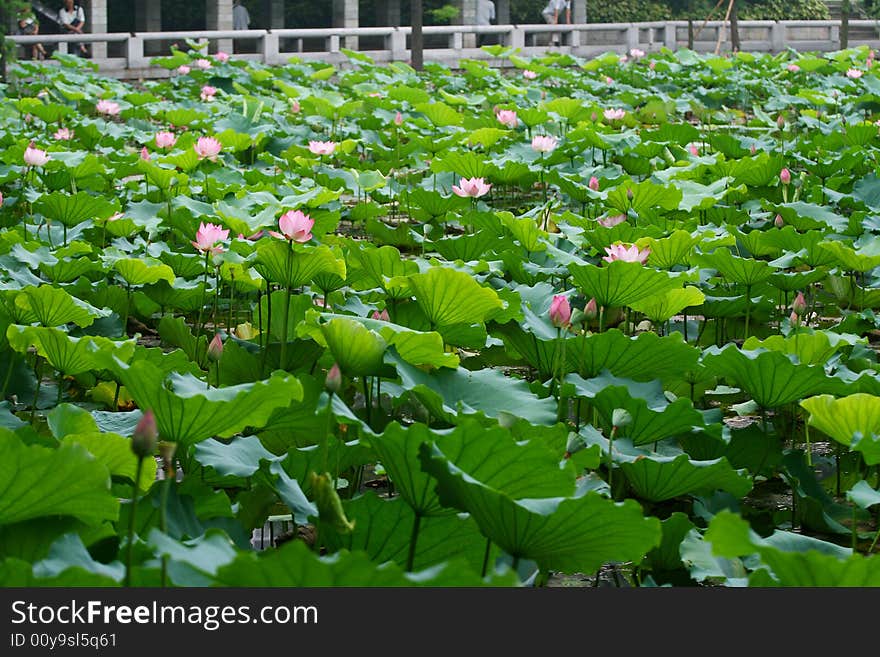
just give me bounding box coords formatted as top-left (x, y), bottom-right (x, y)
top-left (58, 4), bottom-right (85, 27)
top-left (541, 0), bottom-right (570, 22)
top-left (476, 0), bottom-right (495, 26)
top-left (233, 4), bottom-right (251, 30)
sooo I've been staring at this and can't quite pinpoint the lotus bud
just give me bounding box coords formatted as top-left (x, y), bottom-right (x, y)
top-left (792, 291), bottom-right (807, 316)
top-left (777, 114), bottom-right (785, 129)
top-left (131, 410), bottom-right (158, 458)
top-left (394, 111), bottom-right (403, 126)
top-left (584, 297), bottom-right (598, 320)
top-left (750, 144), bottom-right (757, 155)
top-left (371, 309), bottom-right (390, 322)
top-left (612, 408), bottom-right (633, 429)
top-left (309, 472), bottom-right (356, 534)
top-left (626, 188), bottom-right (634, 201)
top-left (588, 176), bottom-right (600, 191)
top-left (780, 168), bottom-right (791, 185)
top-left (158, 440), bottom-right (178, 478)
top-left (325, 362), bottom-right (342, 394)
top-left (564, 431), bottom-right (584, 458)
top-left (207, 333), bottom-right (224, 362)
top-left (790, 310), bottom-right (800, 326)
top-left (774, 214), bottom-right (784, 228)
top-left (549, 294), bottom-right (571, 328)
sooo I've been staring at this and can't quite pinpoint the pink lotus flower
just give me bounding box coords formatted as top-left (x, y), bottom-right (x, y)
top-left (787, 63), bottom-right (800, 72)
top-left (619, 55), bottom-right (629, 64)
top-left (649, 60), bottom-right (656, 71)
top-left (523, 70), bottom-right (537, 79)
top-left (452, 177), bottom-right (492, 198)
top-left (23, 145), bottom-right (49, 167)
top-left (131, 409), bottom-right (158, 457)
top-left (194, 58), bottom-right (212, 70)
top-left (549, 295), bottom-right (571, 328)
top-left (96, 100), bottom-right (120, 116)
top-left (155, 131), bottom-right (177, 149)
top-left (270, 209), bottom-right (314, 242)
top-left (192, 222), bottom-right (229, 254)
top-left (603, 242), bottom-right (650, 265)
top-left (496, 109), bottom-right (518, 128)
top-left (584, 297), bottom-right (598, 320)
top-left (54, 127), bottom-right (73, 141)
top-left (630, 48), bottom-right (645, 59)
top-left (325, 362), bottom-right (342, 393)
top-left (588, 176), bottom-right (600, 191)
top-left (140, 147), bottom-right (150, 161)
top-left (846, 68), bottom-right (863, 79)
top-left (689, 143), bottom-right (699, 156)
top-left (749, 144), bottom-right (757, 155)
top-left (598, 214), bottom-right (627, 228)
top-left (200, 85), bottom-right (217, 101)
top-left (531, 135), bottom-right (558, 153)
top-left (290, 100), bottom-right (301, 113)
top-left (605, 76), bottom-right (614, 85)
top-left (215, 51), bottom-right (230, 63)
top-left (780, 168), bottom-right (791, 185)
top-left (308, 140), bottom-right (337, 156)
top-left (194, 136), bottom-right (222, 161)
top-left (207, 333), bottom-right (224, 362)
top-left (371, 309), bottom-right (390, 322)
top-left (237, 230), bottom-right (264, 241)
top-left (603, 108), bottom-right (626, 121)
top-left (394, 111), bottom-right (403, 126)
top-left (177, 65), bottom-right (191, 75)
top-left (792, 291), bottom-right (807, 315)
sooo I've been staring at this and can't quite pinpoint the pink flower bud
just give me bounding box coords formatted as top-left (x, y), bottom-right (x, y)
top-left (792, 292), bottom-right (807, 316)
top-left (549, 295), bottom-right (571, 328)
top-left (207, 333), bottom-right (224, 362)
top-left (132, 409), bottom-right (158, 457)
top-left (588, 176), bottom-right (599, 191)
top-left (790, 310), bottom-right (800, 325)
top-left (325, 363), bottom-right (342, 393)
top-left (371, 309), bottom-right (390, 322)
top-left (780, 168), bottom-right (791, 185)
top-left (394, 111), bottom-right (403, 126)
top-left (774, 214), bottom-right (784, 228)
top-left (584, 298), bottom-right (598, 320)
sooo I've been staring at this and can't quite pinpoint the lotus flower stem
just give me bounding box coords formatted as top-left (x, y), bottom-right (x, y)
top-left (744, 284), bottom-right (751, 338)
top-left (195, 252), bottom-right (210, 340)
top-left (405, 512), bottom-right (422, 571)
top-left (124, 455), bottom-right (145, 587)
top-left (212, 268), bottom-right (220, 336)
top-left (159, 474), bottom-right (172, 587)
top-left (852, 505), bottom-right (859, 551)
top-left (607, 425), bottom-right (618, 493)
top-left (1, 356), bottom-right (15, 400)
top-left (280, 246), bottom-right (293, 371)
top-left (362, 377), bottom-right (372, 428)
top-left (260, 288), bottom-right (273, 378)
top-left (480, 538), bottom-right (492, 577)
top-left (227, 272), bottom-right (235, 335)
top-left (30, 358), bottom-right (42, 424)
top-left (804, 420), bottom-right (812, 467)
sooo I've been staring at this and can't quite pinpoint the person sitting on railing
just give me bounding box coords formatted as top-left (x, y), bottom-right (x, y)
top-left (58, 0), bottom-right (90, 57)
top-left (541, 0), bottom-right (571, 47)
top-left (17, 5), bottom-right (47, 61)
top-left (476, 0), bottom-right (496, 47)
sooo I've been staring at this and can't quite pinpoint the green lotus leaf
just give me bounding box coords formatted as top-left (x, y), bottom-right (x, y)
top-left (642, 230), bottom-right (698, 269)
top-left (15, 286), bottom-right (109, 328)
top-left (419, 442), bottom-right (660, 573)
top-left (606, 179), bottom-right (682, 214)
top-left (566, 329), bottom-right (700, 382)
top-left (433, 232), bottom-right (504, 262)
top-left (818, 239), bottom-right (880, 273)
top-left (348, 244), bottom-right (420, 297)
top-left (466, 127), bottom-right (509, 148)
top-left (621, 454), bottom-right (752, 502)
top-left (254, 241), bottom-right (346, 289)
top-left (705, 511), bottom-right (880, 586)
top-left (62, 431), bottom-right (157, 492)
top-left (31, 534), bottom-right (124, 583)
top-left (147, 529), bottom-right (238, 586)
top-left (630, 286), bottom-right (705, 324)
top-left (800, 394), bottom-right (880, 464)
top-left (319, 317), bottom-right (387, 377)
top-left (0, 429), bottom-right (119, 527)
top-left (6, 325), bottom-right (135, 375)
top-left (566, 373), bottom-right (706, 445)
top-left (771, 202), bottom-right (849, 232)
top-left (847, 480), bottom-right (880, 510)
top-left (696, 248), bottom-right (774, 286)
top-left (323, 493), bottom-right (495, 573)
top-left (415, 101), bottom-right (463, 127)
top-left (389, 350), bottom-right (557, 425)
top-left (742, 332), bottom-right (862, 366)
top-left (676, 178), bottom-right (733, 212)
top-left (114, 258), bottom-right (175, 286)
top-left (642, 512), bottom-right (697, 574)
top-left (39, 256), bottom-right (100, 284)
top-left (731, 152), bottom-right (786, 187)
top-left (110, 359), bottom-right (303, 447)
top-left (395, 267), bottom-right (503, 330)
top-left (33, 191), bottom-right (119, 228)
top-left (568, 260), bottom-right (679, 309)
top-left (369, 420), bottom-right (574, 518)
top-left (212, 538), bottom-right (515, 586)
top-left (703, 346), bottom-right (845, 408)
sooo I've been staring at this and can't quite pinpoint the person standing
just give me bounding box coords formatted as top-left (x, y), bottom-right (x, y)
top-left (541, 0), bottom-right (571, 46)
top-left (233, 0), bottom-right (251, 30)
top-left (476, 0), bottom-right (496, 47)
top-left (58, 0), bottom-right (89, 56)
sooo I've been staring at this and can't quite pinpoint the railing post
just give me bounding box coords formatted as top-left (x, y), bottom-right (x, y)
top-left (390, 28), bottom-right (407, 61)
top-left (831, 24), bottom-right (841, 49)
top-left (127, 34), bottom-right (146, 69)
top-left (508, 25), bottom-right (525, 49)
top-left (59, 41), bottom-right (68, 55)
top-left (569, 27), bottom-right (581, 48)
top-left (626, 24), bottom-right (639, 51)
top-left (329, 34), bottom-right (341, 52)
top-left (664, 23), bottom-right (676, 50)
top-left (452, 31), bottom-right (463, 50)
top-left (263, 31), bottom-right (279, 65)
top-left (771, 22), bottom-right (785, 52)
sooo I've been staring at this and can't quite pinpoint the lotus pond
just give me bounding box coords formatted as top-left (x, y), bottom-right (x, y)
top-left (1, 44), bottom-right (880, 588)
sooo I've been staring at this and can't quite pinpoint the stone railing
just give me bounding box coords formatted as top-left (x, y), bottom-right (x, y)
top-left (8, 20), bottom-right (880, 78)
